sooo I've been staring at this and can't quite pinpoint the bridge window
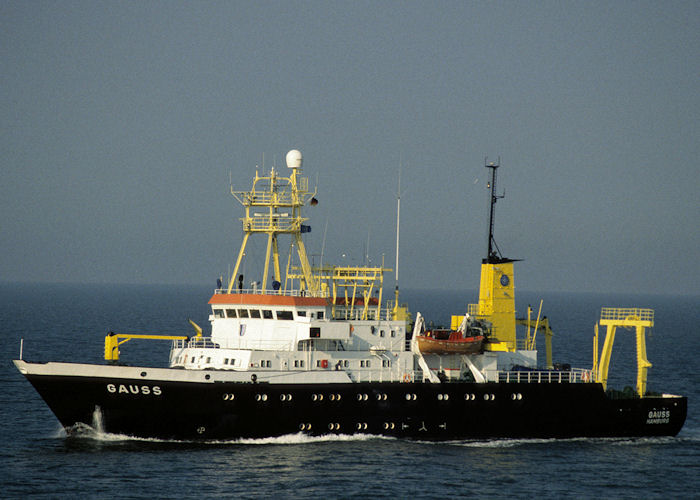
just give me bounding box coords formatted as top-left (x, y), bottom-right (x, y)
top-left (226, 309), bottom-right (237, 318)
top-left (277, 310), bottom-right (294, 320)
top-left (249, 309), bottom-right (261, 318)
top-left (262, 310), bottom-right (273, 319)
top-left (214, 309), bottom-right (225, 318)
top-left (317, 311), bottom-right (324, 319)
top-left (298, 310), bottom-right (306, 317)
top-left (238, 309), bottom-right (249, 318)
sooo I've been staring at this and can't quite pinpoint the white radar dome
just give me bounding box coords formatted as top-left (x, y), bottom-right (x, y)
top-left (286, 149), bottom-right (303, 169)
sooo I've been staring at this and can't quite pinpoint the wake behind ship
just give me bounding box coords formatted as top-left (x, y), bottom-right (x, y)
top-left (14, 150), bottom-right (687, 440)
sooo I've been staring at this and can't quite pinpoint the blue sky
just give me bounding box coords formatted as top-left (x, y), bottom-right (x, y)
top-left (2, 1), bottom-right (698, 295)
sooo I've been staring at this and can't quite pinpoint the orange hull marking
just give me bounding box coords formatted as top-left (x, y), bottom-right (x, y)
top-left (208, 294), bottom-right (328, 307)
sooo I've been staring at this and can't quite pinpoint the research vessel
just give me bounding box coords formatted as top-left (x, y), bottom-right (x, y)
top-left (14, 150), bottom-right (687, 440)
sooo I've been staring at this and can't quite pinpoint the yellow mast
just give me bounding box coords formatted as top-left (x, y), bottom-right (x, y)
top-left (227, 150), bottom-right (319, 295)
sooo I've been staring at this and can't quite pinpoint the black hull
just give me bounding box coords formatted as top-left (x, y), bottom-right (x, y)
top-left (21, 370), bottom-right (686, 441)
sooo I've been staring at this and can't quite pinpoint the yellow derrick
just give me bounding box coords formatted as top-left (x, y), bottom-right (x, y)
top-left (595, 307), bottom-right (654, 397)
top-left (105, 332), bottom-right (189, 362)
top-left (515, 303), bottom-right (554, 369)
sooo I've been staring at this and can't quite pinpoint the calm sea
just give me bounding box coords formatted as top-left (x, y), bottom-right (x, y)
top-left (1, 283), bottom-right (698, 499)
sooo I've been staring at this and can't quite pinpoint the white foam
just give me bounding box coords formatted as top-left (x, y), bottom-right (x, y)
top-left (230, 432), bottom-right (395, 445)
top-left (61, 427), bottom-right (395, 445)
top-left (438, 435), bottom-right (685, 448)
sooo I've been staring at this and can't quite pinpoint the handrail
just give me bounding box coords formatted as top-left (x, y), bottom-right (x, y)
top-left (213, 287), bottom-right (330, 298)
top-left (600, 307), bottom-right (654, 322)
top-left (172, 337), bottom-right (294, 351)
top-left (498, 368), bottom-right (593, 384)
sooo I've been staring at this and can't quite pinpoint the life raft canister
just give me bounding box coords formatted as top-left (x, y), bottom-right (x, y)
top-left (321, 359), bottom-right (329, 369)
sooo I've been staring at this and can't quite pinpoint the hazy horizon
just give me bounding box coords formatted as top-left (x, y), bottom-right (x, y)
top-left (2, 2), bottom-right (699, 296)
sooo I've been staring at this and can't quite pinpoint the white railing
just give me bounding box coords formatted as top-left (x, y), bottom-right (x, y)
top-left (331, 306), bottom-right (396, 322)
top-left (214, 287), bottom-right (330, 297)
top-left (497, 368), bottom-right (593, 384)
top-left (171, 337), bottom-right (293, 351)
